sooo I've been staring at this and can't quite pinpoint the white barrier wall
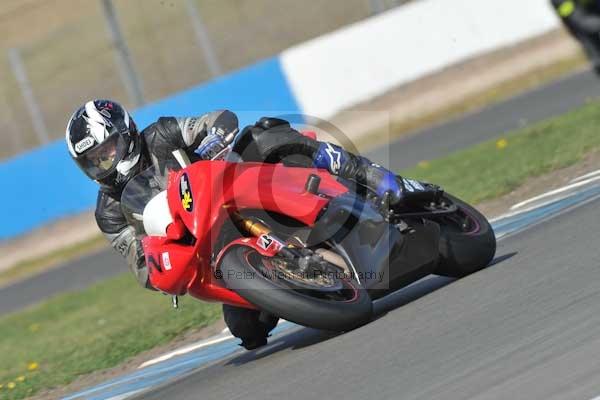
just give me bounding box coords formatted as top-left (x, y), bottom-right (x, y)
top-left (281, 0), bottom-right (561, 119)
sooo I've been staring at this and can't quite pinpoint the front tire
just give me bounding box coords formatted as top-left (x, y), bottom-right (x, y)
top-left (434, 194), bottom-right (496, 277)
top-left (219, 246), bottom-right (373, 331)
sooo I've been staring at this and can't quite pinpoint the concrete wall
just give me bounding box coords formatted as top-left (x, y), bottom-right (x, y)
top-left (1, 57), bottom-right (300, 239)
top-left (0, 0), bottom-right (562, 239)
top-left (280, 0), bottom-right (560, 118)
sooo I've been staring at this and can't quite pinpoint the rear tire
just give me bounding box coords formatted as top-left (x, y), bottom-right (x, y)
top-left (219, 246), bottom-right (373, 331)
top-left (434, 194), bottom-right (496, 277)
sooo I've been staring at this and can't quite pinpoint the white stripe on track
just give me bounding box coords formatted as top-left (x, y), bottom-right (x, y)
top-left (138, 320), bottom-right (289, 369)
top-left (570, 168), bottom-right (600, 184)
top-left (509, 175), bottom-right (600, 211)
top-left (138, 333), bottom-right (234, 369)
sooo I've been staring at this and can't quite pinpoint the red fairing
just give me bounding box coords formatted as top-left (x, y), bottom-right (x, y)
top-left (301, 130), bottom-right (317, 140)
top-left (145, 161), bottom-right (348, 308)
top-left (142, 234), bottom-right (255, 308)
top-left (142, 236), bottom-right (196, 296)
top-left (168, 161), bottom-right (348, 239)
top-left (216, 237), bottom-right (283, 263)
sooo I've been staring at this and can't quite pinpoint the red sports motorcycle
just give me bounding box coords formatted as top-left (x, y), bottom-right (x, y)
top-left (121, 151), bottom-right (496, 332)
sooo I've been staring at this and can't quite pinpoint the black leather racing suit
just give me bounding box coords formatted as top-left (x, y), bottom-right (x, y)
top-left (552, 0), bottom-right (600, 70)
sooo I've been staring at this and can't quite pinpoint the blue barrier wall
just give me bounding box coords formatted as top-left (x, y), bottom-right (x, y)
top-left (0, 56), bottom-right (301, 239)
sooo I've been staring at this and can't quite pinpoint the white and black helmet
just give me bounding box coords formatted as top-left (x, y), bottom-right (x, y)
top-left (66, 99), bottom-right (141, 186)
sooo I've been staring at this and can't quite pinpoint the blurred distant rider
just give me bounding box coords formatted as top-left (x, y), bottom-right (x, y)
top-left (551, 0), bottom-right (600, 73)
top-left (65, 99), bottom-right (405, 349)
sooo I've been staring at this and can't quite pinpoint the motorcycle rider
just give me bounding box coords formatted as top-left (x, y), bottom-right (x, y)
top-left (66, 99), bottom-right (403, 349)
top-left (551, 0), bottom-right (600, 73)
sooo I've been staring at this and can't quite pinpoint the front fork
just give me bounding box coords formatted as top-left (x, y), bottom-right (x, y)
top-left (230, 212), bottom-right (349, 274)
top-left (231, 212), bottom-right (300, 259)
top-left (227, 173), bottom-right (331, 260)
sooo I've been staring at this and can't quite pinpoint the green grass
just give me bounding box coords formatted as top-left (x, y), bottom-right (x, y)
top-left (400, 100), bottom-right (600, 204)
top-left (0, 273), bottom-right (221, 399)
top-left (2, 99), bottom-right (600, 399)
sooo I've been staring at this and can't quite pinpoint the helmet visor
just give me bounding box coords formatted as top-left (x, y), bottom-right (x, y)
top-left (77, 133), bottom-right (129, 181)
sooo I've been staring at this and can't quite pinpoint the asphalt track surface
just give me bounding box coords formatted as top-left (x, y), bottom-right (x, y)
top-left (366, 67), bottom-right (600, 170)
top-left (2, 67), bottom-right (600, 316)
top-left (0, 250), bottom-right (123, 315)
top-left (135, 193), bottom-right (600, 400)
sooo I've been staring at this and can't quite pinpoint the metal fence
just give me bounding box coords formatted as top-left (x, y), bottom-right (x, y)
top-left (0, 0), bottom-right (410, 161)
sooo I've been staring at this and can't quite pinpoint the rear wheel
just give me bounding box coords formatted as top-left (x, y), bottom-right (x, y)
top-left (434, 194), bottom-right (496, 277)
top-left (219, 246), bottom-right (373, 331)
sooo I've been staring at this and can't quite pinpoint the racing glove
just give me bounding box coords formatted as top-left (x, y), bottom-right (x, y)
top-left (196, 123), bottom-right (241, 161)
top-left (196, 129), bottom-right (229, 160)
top-left (313, 142), bottom-right (403, 204)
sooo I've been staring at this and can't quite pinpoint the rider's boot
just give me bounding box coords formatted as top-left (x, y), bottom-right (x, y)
top-left (222, 304), bottom-right (279, 350)
top-left (312, 142), bottom-right (403, 204)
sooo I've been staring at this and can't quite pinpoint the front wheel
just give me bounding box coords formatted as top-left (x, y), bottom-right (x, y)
top-left (219, 246), bottom-right (373, 331)
top-left (433, 194), bottom-right (496, 277)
